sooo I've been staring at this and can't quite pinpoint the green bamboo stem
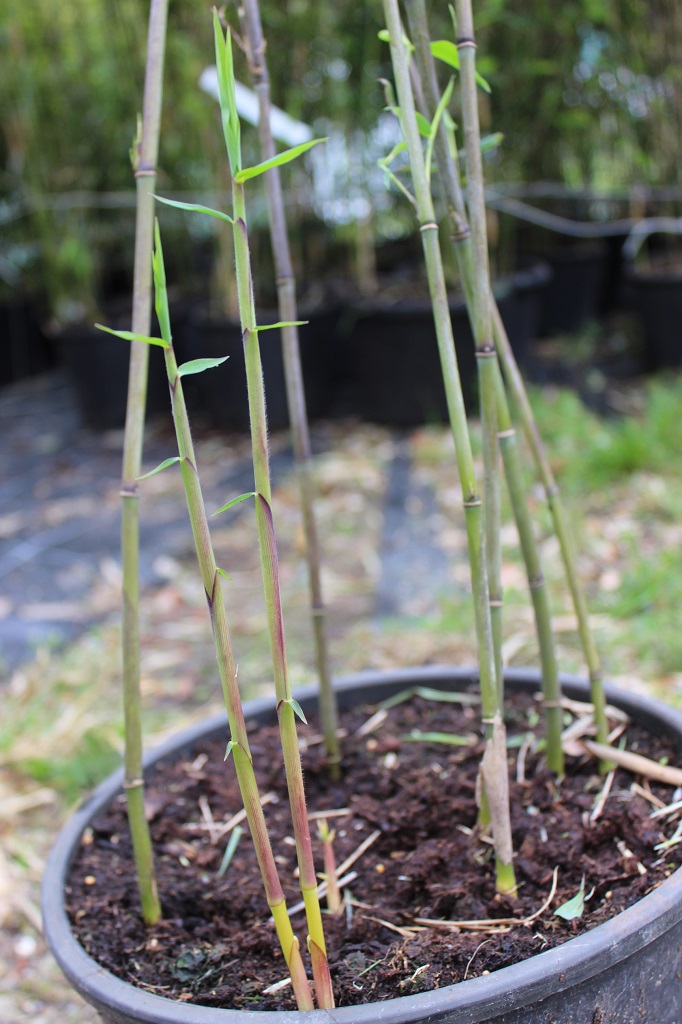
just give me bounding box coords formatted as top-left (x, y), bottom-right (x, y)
top-left (453, 0), bottom-right (503, 697)
top-left (404, 0), bottom-right (608, 755)
top-left (118, 0), bottom-right (168, 926)
top-left (211, 13), bottom-right (332, 1003)
top-left (383, 0), bottom-right (515, 896)
top-left (405, 0), bottom-right (565, 774)
top-left (231, 177), bottom-right (335, 1012)
top-left (239, 0), bottom-right (340, 778)
top-left (150, 232), bottom-right (313, 1011)
top-left (492, 303), bottom-right (610, 755)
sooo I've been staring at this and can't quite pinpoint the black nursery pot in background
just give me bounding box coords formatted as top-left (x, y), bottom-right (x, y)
top-left (338, 267), bottom-right (542, 428)
top-left (535, 241), bottom-right (609, 337)
top-left (55, 320), bottom-right (169, 431)
top-left (626, 256), bottom-right (682, 371)
top-left (175, 305), bottom-right (340, 431)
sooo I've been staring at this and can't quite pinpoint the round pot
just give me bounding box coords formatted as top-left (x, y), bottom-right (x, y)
top-left (534, 242), bottom-right (609, 337)
top-left (55, 320), bottom-right (170, 431)
top-left (340, 279), bottom-right (519, 427)
top-left (43, 666), bottom-right (682, 1023)
top-left (175, 304), bottom-right (340, 432)
top-left (625, 258), bottom-right (682, 371)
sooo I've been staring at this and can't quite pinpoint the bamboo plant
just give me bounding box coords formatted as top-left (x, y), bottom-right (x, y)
top-left (102, 13), bottom-right (336, 1008)
top-left (238, 0), bottom-right (340, 777)
top-left (382, 0), bottom-right (516, 896)
top-left (118, 0), bottom-right (168, 927)
top-left (401, 0), bottom-right (609, 759)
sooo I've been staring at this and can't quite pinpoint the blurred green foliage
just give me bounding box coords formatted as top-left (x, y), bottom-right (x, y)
top-left (0, 0), bottom-right (678, 318)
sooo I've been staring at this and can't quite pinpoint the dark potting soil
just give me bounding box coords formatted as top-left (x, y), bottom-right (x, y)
top-left (67, 692), bottom-right (681, 1010)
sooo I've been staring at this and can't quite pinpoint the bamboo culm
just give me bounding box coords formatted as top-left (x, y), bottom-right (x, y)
top-left (119, 0), bottom-right (168, 926)
top-left (382, 0), bottom-right (516, 895)
top-left (212, 13), bottom-right (334, 1006)
top-left (405, 0), bottom-right (565, 774)
top-left (239, 0), bottom-right (340, 777)
top-left (150, 229), bottom-right (314, 1011)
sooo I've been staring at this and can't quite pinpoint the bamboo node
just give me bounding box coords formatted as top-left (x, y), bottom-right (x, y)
top-left (481, 717), bottom-right (496, 725)
top-left (497, 428), bottom-right (515, 439)
top-left (456, 36), bottom-right (477, 49)
top-left (529, 575), bottom-right (545, 591)
top-left (120, 484), bottom-right (139, 498)
top-left (541, 700), bottom-right (563, 709)
top-left (489, 599), bottom-right (504, 608)
top-left (124, 778), bottom-right (144, 790)
top-left (451, 227), bottom-right (471, 242)
top-left (462, 498), bottom-right (482, 508)
top-left (475, 348), bottom-right (496, 359)
top-left (419, 222), bottom-right (439, 233)
top-left (135, 167), bottom-right (156, 178)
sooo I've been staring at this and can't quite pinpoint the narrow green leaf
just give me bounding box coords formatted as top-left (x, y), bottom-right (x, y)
top-left (378, 140), bottom-right (407, 168)
top-left (137, 456), bottom-right (181, 481)
top-left (377, 27), bottom-right (414, 51)
top-left (224, 740), bottom-right (234, 762)
top-left (213, 491), bottom-right (256, 517)
top-left (430, 40), bottom-right (491, 93)
top-left (234, 138), bottom-right (328, 184)
top-left (286, 698), bottom-right (308, 725)
top-left (216, 825), bottom-right (244, 878)
top-left (379, 686), bottom-right (479, 710)
top-left (153, 195), bottom-right (234, 225)
top-left (177, 356), bottom-right (229, 377)
top-left (152, 221), bottom-right (172, 346)
top-left (403, 730), bottom-right (476, 746)
top-left (554, 882), bottom-right (586, 921)
top-left (254, 320), bottom-right (309, 333)
top-left (479, 132), bottom-right (504, 154)
top-left (387, 108), bottom-right (431, 138)
top-left (213, 9), bottom-right (241, 173)
top-left (95, 324), bottom-right (168, 349)
top-left (426, 77), bottom-right (455, 184)
top-left (216, 566), bottom-right (233, 582)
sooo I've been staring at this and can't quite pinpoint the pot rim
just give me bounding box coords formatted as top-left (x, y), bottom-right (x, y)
top-left (42, 666), bottom-right (682, 1024)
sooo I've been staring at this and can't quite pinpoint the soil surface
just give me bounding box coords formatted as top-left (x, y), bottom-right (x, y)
top-left (67, 692), bottom-right (681, 1011)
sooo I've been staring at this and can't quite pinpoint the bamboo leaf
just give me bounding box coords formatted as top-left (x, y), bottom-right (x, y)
top-left (430, 40), bottom-right (491, 93)
top-left (216, 566), bottom-right (233, 582)
top-left (403, 730), bottom-right (476, 746)
top-left (224, 740), bottom-right (234, 762)
top-left (377, 27), bottom-right (414, 51)
top-left (234, 138), bottom-right (328, 184)
top-left (426, 77), bottom-right (455, 183)
top-left (177, 356), bottom-right (229, 377)
top-left (152, 221), bottom-right (172, 345)
top-left (387, 108), bottom-right (432, 138)
top-left (554, 881), bottom-right (586, 921)
top-left (213, 491), bottom-right (256, 517)
top-left (153, 195), bottom-right (234, 224)
top-left (479, 131), bottom-right (504, 154)
top-left (137, 457), bottom-right (181, 480)
top-left (216, 825), bottom-right (244, 878)
top-left (253, 320), bottom-right (309, 333)
top-left (95, 324), bottom-right (168, 349)
top-left (284, 698), bottom-right (307, 725)
top-left (213, 9), bottom-right (241, 173)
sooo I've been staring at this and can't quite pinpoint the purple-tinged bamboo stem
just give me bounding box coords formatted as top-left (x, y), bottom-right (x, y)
top-left (150, 231), bottom-right (313, 1011)
top-left (239, 0), bottom-right (340, 777)
top-left (231, 179), bottom-right (334, 1008)
top-left (119, 0), bottom-right (168, 926)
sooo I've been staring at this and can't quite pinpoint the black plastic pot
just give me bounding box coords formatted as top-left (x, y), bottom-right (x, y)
top-left (626, 259), bottom-right (682, 371)
top-left (175, 305), bottom-right (340, 431)
top-left (0, 298), bottom-right (54, 387)
top-left (340, 266), bottom-right (545, 427)
top-left (55, 320), bottom-right (170, 431)
top-left (535, 242), bottom-right (609, 337)
top-left (43, 666), bottom-right (682, 1024)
